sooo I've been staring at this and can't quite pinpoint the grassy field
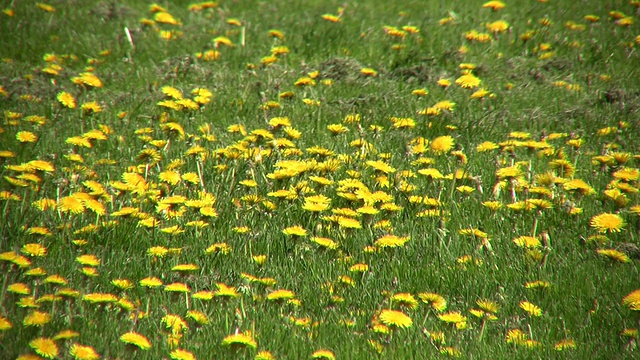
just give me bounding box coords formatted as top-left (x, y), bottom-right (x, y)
top-left (1, 1), bottom-right (639, 359)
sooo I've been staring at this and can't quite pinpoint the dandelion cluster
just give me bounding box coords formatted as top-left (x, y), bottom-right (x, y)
top-left (0, 1), bottom-right (638, 358)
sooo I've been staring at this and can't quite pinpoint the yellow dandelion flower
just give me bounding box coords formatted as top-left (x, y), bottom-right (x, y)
top-left (155, 11), bottom-right (179, 25)
top-left (205, 243), bottom-right (231, 254)
top-left (282, 225), bottom-right (307, 237)
top-left (294, 76), bottom-right (316, 87)
top-left (375, 234), bottom-right (410, 248)
top-left (76, 254), bottom-right (100, 266)
top-left (58, 196), bottom-right (85, 214)
top-left (57, 91), bottom-right (77, 108)
top-left (366, 160), bottom-right (396, 173)
top-left (361, 67), bottom-right (378, 76)
top-left (165, 283), bottom-right (190, 293)
top-left (418, 292), bottom-right (447, 311)
top-left (170, 349), bottom-right (196, 360)
top-left (391, 293), bottom-right (419, 309)
top-left (554, 339), bottom-right (576, 351)
top-left (213, 36), bottom-right (234, 47)
top-left (321, 14), bottom-right (340, 22)
top-left (412, 88), bottom-right (428, 96)
top-left (221, 332), bottom-right (257, 348)
top-left (23, 310), bottom-right (51, 326)
top-left (29, 337), bottom-right (59, 359)
top-left (80, 101), bottom-right (102, 114)
top-left (267, 289), bottom-right (295, 301)
top-left (311, 349), bottom-right (336, 359)
top-left (120, 331), bottom-right (151, 350)
top-left (311, 237), bottom-right (339, 249)
top-left (455, 73), bottom-right (481, 88)
top-left (622, 289), bottom-right (640, 310)
top-left (111, 279), bottom-right (134, 290)
top-left (82, 293), bottom-right (118, 304)
top-left (438, 311), bottom-right (467, 324)
top-left (477, 299), bottom-right (500, 313)
top-left (590, 213), bottom-right (625, 233)
top-left (613, 167), bottom-right (639, 182)
top-left (513, 236), bottom-right (541, 249)
top-left (256, 350), bottom-right (276, 360)
top-left (185, 310), bottom-right (209, 325)
top-left (482, 1), bottom-right (506, 11)
top-left (70, 343), bottom-right (100, 360)
top-left (597, 249), bottom-right (630, 263)
top-left (78, 72), bottom-right (103, 87)
top-left (43, 274), bottom-right (67, 285)
top-left (51, 329), bottom-right (79, 340)
top-left (8, 283), bottom-right (30, 295)
top-left (21, 243), bottom-right (47, 257)
top-left (487, 20), bottom-right (509, 33)
top-left (519, 301), bottom-right (542, 316)
top-left (214, 283), bottom-right (240, 298)
top-left (0, 316), bottom-right (12, 331)
top-left (140, 277), bottom-right (163, 288)
top-left (16, 131), bottom-right (38, 143)
top-left (430, 135), bottom-right (455, 153)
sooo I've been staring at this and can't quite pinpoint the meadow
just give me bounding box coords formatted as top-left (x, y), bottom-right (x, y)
top-left (0, 0), bottom-right (639, 359)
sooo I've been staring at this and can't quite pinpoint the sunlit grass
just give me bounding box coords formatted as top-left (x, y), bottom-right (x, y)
top-left (1, 1), bottom-right (639, 359)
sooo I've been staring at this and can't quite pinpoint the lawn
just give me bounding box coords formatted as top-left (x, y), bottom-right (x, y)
top-left (0, 1), bottom-right (639, 359)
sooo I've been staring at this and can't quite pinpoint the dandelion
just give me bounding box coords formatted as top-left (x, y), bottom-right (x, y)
top-left (482, 1), bottom-right (506, 11)
top-left (0, 316), bottom-right (12, 331)
top-left (256, 350), bottom-right (276, 360)
top-left (554, 339), bottom-right (577, 351)
top-left (8, 283), bottom-right (30, 295)
top-left (430, 136), bottom-right (455, 153)
top-left (214, 283), bottom-right (240, 298)
top-left (82, 293), bottom-right (118, 304)
top-left (486, 20), bottom-right (509, 33)
top-left (349, 263), bottom-right (369, 272)
top-left (76, 254), bottom-right (100, 266)
top-left (282, 225), bottom-right (307, 237)
top-left (155, 11), bottom-right (179, 25)
top-left (120, 331), bottom-right (151, 350)
top-left (52, 330), bottom-right (79, 340)
top-left (21, 243), bottom-right (47, 257)
top-left (70, 343), bottom-right (100, 360)
top-left (519, 301), bottom-right (542, 316)
top-left (57, 91), bottom-right (77, 108)
top-left (455, 73), bottom-right (481, 88)
top-left (185, 310), bottom-right (209, 325)
top-left (590, 213), bottom-right (625, 233)
top-left (221, 332), bottom-right (257, 348)
top-left (391, 293), bottom-right (419, 309)
top-left (513, 236), bottom-right (541, 249)
top-left (190, 290), bottom-right (214, 301)
top-left (596, 249), bottom-right (630, 263)
top-left (23, 310), bottom-right (51, 326)
top-left (112, 279), bottom-right (134, 290)
top-left (16, 131), bottom-right (38, 143)
top-left (23, 268), bottom-right (46, 278)
top-left (380, 310), bottom-right (415, 328)
top-left (29, 337), bottom-right (59, 359)
top-left (165, 283), bottom-right (190, 293)
top-left (267, 289), bottom-right (295, 301)
top-left (311, 237), bottom-right (339, 249)
top-left (170, 349), bottom-right (196, 360)
top-left (311, 349), bottom-right (336, 359)
top-left (622, 289), bottom-right (640, 310)
top-left (375, 234), bottom-right (410, 248)
top-left (321, 14), bottom-right (340, 22)
top-left (438, 311), bottom-right (467, 325)
top-left (361, 68), bottom-right (378, 76)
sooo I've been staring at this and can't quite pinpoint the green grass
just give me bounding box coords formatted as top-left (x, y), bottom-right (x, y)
top-left (1, 1), bottom-right (640, 359)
